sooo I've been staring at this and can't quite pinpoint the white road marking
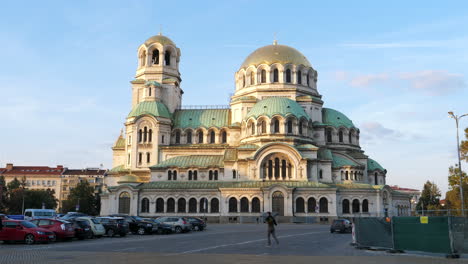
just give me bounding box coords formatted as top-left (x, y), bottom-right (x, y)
top-left (165, 231), bottom-right (324, 256)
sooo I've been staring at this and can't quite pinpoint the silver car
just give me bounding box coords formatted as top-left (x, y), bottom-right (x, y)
top-left (156, 217), bottom-right (191, 233)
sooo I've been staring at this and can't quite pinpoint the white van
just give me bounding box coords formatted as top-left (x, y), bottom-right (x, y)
top-left (24, 209), bottom-right (56, 220)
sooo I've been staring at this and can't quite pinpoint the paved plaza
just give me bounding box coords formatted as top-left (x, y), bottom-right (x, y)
top-left (0, 224), bottom-right (463, 264)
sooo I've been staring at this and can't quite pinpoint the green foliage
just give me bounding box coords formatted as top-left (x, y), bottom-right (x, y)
top-left (416, 181), bottom-right (441, 212)
top-left (447, 166), bottom-right (468, 190)
top-left (462, 127), bottom-right (468, 162)
top-left (0, 176), bottom-right (8, 212)
top-left (7, 177), bottom-right (21, 190)
top-left (62, 181), bottom-right (99, 215)
top-left (24, 189), bottom-right (58, 210)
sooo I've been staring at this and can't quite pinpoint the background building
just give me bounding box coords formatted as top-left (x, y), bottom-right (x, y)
top-left (61, 168), bottom-right (107, 201)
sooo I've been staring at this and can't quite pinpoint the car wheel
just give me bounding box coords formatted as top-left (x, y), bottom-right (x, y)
top-left (120, 233), bottom-right (127, 237)
top-left (175, 226), bottom-right (182, 233)
top-left (107, 229), bottom-right (115, 237)
top-left (199, 227), bottom-right (204, 231)
top-left (194, 226), bottom-right (200, 231)
top-left (87, 232), bottom-right (94, 239)
top-left (137, 227), bottom-right (146, 235)
top-left (24, 234), bottom-right (35, 245)
top-left (51, 233), bottom-right (57, 242)
top-left (330, 230), bottom-right (334, 233)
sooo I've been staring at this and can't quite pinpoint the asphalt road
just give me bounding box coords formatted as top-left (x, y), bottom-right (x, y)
top-left (0, 224), bottom-right (464, 264)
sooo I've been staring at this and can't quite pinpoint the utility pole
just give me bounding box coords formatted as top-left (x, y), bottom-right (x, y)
top-left (448, 111), bottom-right (467, 216)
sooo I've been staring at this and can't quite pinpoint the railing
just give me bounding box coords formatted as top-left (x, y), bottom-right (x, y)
top-left (179, 105), bottom-right (230, 110)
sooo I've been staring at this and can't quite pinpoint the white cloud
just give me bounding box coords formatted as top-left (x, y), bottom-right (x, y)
top-left (350, 73), bottom-right (389, 87)
top-left (399, 70), bottom-right (466, 96)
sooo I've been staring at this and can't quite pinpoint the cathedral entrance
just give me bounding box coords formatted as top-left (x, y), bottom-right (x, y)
top-left (272, 191), bottom-right (284, 216)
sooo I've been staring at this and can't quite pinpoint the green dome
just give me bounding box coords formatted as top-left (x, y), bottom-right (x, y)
top-left (246, 97), bottom-right (310, 120)
top-left (241, 44), bottom-right (311, 69)
top-left (128, 101), bottom-right (171, 119)
top-left (144, 34), bottom-right (176, 47)
top-left (367, 158), bottom-right (385, 172)
top-left (117, 174), bottom-right (139, 184)
top-left (322, 108), bottom-right (356, 129)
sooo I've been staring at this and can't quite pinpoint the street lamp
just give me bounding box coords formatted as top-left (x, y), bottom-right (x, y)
top-left (448, 111), bottom-right (468, 216)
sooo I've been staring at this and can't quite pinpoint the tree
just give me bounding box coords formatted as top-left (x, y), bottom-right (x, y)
top-left (445, 166), bottom-right (468, 215)
top-left (0, 176), bottom-right (8, 212)
top-left (23, 189), bottom-right (58, 210)
top-left (416, 181), bottom-right (441, 213)
top-left (62, 181), bottom-right (98, 215)
top-left (461, 127), bottom-right (468, 162)
top-left (7, 177), bottom-right (21, 191)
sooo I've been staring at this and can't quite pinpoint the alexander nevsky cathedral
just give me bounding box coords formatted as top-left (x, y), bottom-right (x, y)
top-left (100, 33), bottom-right (412, 222)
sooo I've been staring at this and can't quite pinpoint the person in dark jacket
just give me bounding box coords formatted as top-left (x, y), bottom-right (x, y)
top-left (264, 212), bottom-right (279, 246)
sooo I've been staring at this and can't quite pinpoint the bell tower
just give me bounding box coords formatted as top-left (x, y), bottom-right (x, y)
top-left (132, 33), bottom-right (183, 113)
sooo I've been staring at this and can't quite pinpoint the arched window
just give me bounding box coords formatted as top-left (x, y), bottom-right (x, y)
top-left (252, 197), bottom-right (261, 212)
top-left (229, 197), bottom-right (238, 212)
top-left (210, 131), bottom-right (215, 144)
top-left (173, 170), bottom-right (177, 180)
top-left (149, 129), bottom-right (152, 142)
top-left (352, 199), bottom-right (360, 213)
top-left (209, 170), bottom-right (213, 180)
top-left (232, 169), bottom-right (236, 179)
top-left (286, 69), bottom-right (291, 83)
top-left (374, 172), bottom-right (378, 185)
top-left (152, 49), bottom-right (159, 65)
top-left (200, 198), bottom-right (208, 213)
top-left (138, 129), bottom-right (142, 143)
top-left (261, 69), bottom-right (266, 83)
top-left (148, 87), bottom-right (152, 96)
top-left (274, 158), bottom-right (280, 178)
top-left (198, 131), bottom-right (204, 143)
top-left (339, 131), bottom-right (343, 142)
top-left (164, 51), bottom-right (171, 66)
top-left (214, 170), bottom-right (218, 180)
top-left (342, 199), bottom-right (350, 214)
top-left (118, 192), bottom-right (130, 214)
top-left (297, 70), bottom-right (302, 84)
top-left (240, 197), bottom-right (249, 212)
top-left (211, 198), bottom-right (219, 213)
top-left (273, 119), bottom-right (280, 133)
top-left (250, 72), bottom-right (255, 85)
top-left (326, 129), bottom-right (332, 143)
top-left (162, 135), bottom-right (165, 143)
top-left (178, 198), bottom-right (186, 213)
top-left (221, 131), bottom-right (227, 143)
top-left (188, 170), bottom-right (193, 181)
top-left (167, 198), bottom-right (175, 213)
top-left (287, 120), bottom-right (293, 134)
top-left (189, 198), bottom-right (197, 213)
top-left (307, 197), bottom-right (316, 213)
top-left (242, 74), bottom-right (246, 87)
top-left (281, 160), bottom-right (286, 178)
top-left (362, 199), bottom-right (369, 213)
top-left (260, 120), bottom-right (266, 134)
top-left (156, 198), bottom-right (164, 213)
top-left (273, 69), bottom-right (279, 82)
top-left (349, 132), bottom-right (352, 144)
top-left (175, 131), bottom-right (180, 144)
top-left (345, 171), bottom-right (349, 180)
top-left (143, 127), bottom-right (148, 142)
top-left (168, 170), bottom-right (172, 180)
top-left (319, 197), bottom-right (328, 213)
top-left (138, 152), bottom-right (142, 164)
top-left (299, 121), bottom-right (303, 135)
top-left (307, 72), bottom-right (310, 86)
top-left (187, 131), bottom-right (192, 144)
top-left (146, 153), bottom-right (150, 163)
top-left (296, 197), bottom-right (305, 213)
top-left (319, 169), bottom-right (323, 179)
top-left (251, 123), bottom-right (255, 135)
top-left (141, 198), bottom-right (150, 213)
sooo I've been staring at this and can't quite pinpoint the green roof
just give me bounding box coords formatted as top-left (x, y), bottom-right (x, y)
top-left (332, 153), bottom-right (363, 169)
top-left (128, 101), bottom-right (172, 119)
top-left (173, 109), bottom-right (230, 129)
top-left (150, 155), bottom-right (224, 169)
top-left (317, 148), bottom-right (333, 160)
top-left (246, 97), bottom-right (310, 120)
top-left (367, 158), bottom-right (385, 171)
top-left (296, 144), bottom-right (318, 150)
top-left (117, 174), bottom-right (140, 184)
top-left (109, 165), bottom-right (129, 174)
top-left (113, 136), bottom-right (125, 149)
top-left (322, 108), bottom-right (356, 129)
top-left (145, 80), bottom-right (162, 87)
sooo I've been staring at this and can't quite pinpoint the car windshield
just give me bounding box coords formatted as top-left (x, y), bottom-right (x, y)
top-left (35, 211), bottom-right (55, 217)
top-left (92, 218), bottom-right (100, 224)
top-left (21, 221), bottom-right (37, 228)
top-left (132, 216), bottom-right (143, 221)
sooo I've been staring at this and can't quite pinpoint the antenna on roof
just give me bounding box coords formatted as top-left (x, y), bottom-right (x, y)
top-left (159, 24), bottom-right (162, 36)
top-left (273, 32), bottom-right (278, 45)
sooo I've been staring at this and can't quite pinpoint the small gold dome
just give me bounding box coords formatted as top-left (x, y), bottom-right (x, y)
top-left (144, 34), bottom-right (176, 47)
top-left (117, 174), bottom-right (140, 184)
top-left (240, 44), bottom-right (311, 69)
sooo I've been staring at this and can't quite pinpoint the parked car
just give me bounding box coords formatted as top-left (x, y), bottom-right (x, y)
top-left (61, 212), bottom-right (88, 220)
top-left (156, 217), bottom-right (191, 233)
top-left (109, 215), bottom-right (155, 235)
top-left (186, 217), bottom-right (206, 231)
top-left (143, 218), bottom-right (173, 234)
top-left (24, 209), bottom-right (56, 220)
top-left (69, 219), bottom-right (93, 240)
top-left (76, 217), bottom-right (105, 238)
top-left (0, 214), bottom-right (9, 220)
top-left (30, 219), bottom-right (75, 241)
top-left (56, 213), bottom-right (66, 218)
top-left (0, 220), bottom-right (55, 244)
top-left (96, 217), bottom-right (129, 237)
top-left (330, 219), bottom-right (352, 233)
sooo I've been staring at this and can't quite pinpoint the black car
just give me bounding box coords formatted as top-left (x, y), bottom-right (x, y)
top-left (143, 218), bottom-right (173, 234)
top-left (69, 219), bottom-right (93, 239)
top-left (109, 215), bottom-right (155, 235)
top-left (330, 219), bottom-right (352, 233)
top-left (61, 212), bottom-right (88, 221)
top-left (186, 217), bottom-right (206, 231)
top-left (96, 217), bottom-right (129, 237)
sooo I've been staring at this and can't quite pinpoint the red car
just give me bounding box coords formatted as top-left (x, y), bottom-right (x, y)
top-left (30, 219), bottom-right (75, 240)
top-left (0, 220), bottom-right (55, 244)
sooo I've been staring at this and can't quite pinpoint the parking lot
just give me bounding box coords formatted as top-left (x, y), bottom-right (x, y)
top-left (0, 223), bottom-right (462, 264)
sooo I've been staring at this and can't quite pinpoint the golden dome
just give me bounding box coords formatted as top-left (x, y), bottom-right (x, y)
top-left (240, 43), bottom-right (311, 69)
top-left (144, 34), bottom-right (176, 47)
top-left (117, 174), bottom-right (140, 184)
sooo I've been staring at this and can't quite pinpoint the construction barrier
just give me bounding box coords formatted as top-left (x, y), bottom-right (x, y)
top-left (354, 217), bottom-right (393, 249)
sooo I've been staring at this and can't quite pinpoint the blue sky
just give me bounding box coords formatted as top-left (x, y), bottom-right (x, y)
top-left (0, 0), bottom-right (467, 194)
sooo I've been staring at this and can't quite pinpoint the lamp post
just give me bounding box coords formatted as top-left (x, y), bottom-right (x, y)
top-left (448, 111), bottom-right (467, 216)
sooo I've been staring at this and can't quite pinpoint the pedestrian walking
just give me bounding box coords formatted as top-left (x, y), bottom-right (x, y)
top-left (256, 217), bottom-right (259, 224)
top-left (264, 212), bottom-right (279, 246)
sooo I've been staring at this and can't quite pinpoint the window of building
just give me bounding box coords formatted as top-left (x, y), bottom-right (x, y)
top-left (261, 69), bottom-right (266, 83)
top-left (232, 169), bottom-right (236, 179)
top-left (193, 170), bottom-right (198, 180)
top-left (251, 123), bottom-right (255, 135)
top-left (173, 170), bottom-right (177, 180)
top-left (188, 170), bottom-right (193, 181)
top-left (296, 197), bottom-right (305, 213)
top-left (118, 192), bottom-right (131, 214)
top-left (199, 198), bottom-right (208, 213)
top-left (307, 72), bottom-right (310, 86)
top-left (152, 49), bottom-right (159, 65)
top-left (141, 198), bottom-right (150, 213)
top-left (339, 131), bottom-right (343, 143)
top-left (342, 199), bottom-right (350, 214)
top-left (168, 170), bottom-right (172, 180)
top-left (143, 127), bottom-right (148, 142)
top-left (148, 129), bottom-right (152, 142)
top-left (319, 197), bottom-right (328, 213)
top-left (229, 197), bottom-right (238, 212)
top-left (286, 69), bottom-right (291, 83)
top-left (148, 87), bottom-right (152, 96)
top-left (214, 170), bottom-right (218, 180)
top-left (156, 198), bottom-right (164, 213)
top-left (345, 171), bottom-right (349, 180)
top-left (273, 69), bottom-right (279, 82)
top-left (164, 51), bottom-right (171, 66)
top-left (240, 197), bottom-right (249, 212)
top-left (209, 131), bottom-right (215, 144)
top-left (221, 131), bottom-right (227, 143)
top-left (162, 135), bottom-right (165, 143)
top-left (260, 120), bottom-right (266, 134)
top-left (211, 198), bottom-right (219, 213)
top-left (146, 153), bottom-right (150, 163)
top-left (242, 74), bottom-right (245, 87)
top-left (297, 70), bottom-right (302, 84)
top-left (319, 169), bottom-right (323, 179)
top-left (167, 198), bottom-right (175, 213)
top-left (326, 129), bottom-right (332, 143)
top-left (308, 197), bottom-right (316, 213)
top-left (175, 131), bottom-right (181, 144)
top-left (209, 170), bottom-right (213, 181)
top-left (189, 198), bottom-right (197, 213)
top-left (252, 197), bottom-right (260, 212)
top-left (198, 131), bottom-right (204, 143)
top-left (352, 199), bottom-right (360, 213)
top-left (273, 119), bottom-right (280, 133)
top-left (138, 152), bottom-right (142, 164)
top-left (250, 72), bottom-right (255, 85)
top-left (138, 129), bottom-right (142, 143)
top-left (362, 199), bottom-right (369, 213)
top-left (349, 133), bottom-right (352, 144)
top-left (374, 172), bottom-right (378, 185)
top-left (187, 131), bottom-right (192, 144)
top-left (287, 120), bottom-right (293, 134)
top-left (299, 121), bottom-right (303, 135)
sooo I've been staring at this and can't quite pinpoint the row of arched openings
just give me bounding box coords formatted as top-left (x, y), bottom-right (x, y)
top-left (242, 69), bottom-right (311, 87)
top-left (342, 199), bottom-right (369, 214)
top-left (251, 119), bottom-right (307, 135)
top-left (141, 197), bottom-right (220, 213)
top-left (228, 197), bottom-right (261, 213)
top-left (175, 130), bottom-right (227, 144)
top-left (138, 127), bottom-right (153, 143)
top-left (140, 49), bottom-right (171, 67)
top-left (326, 129), bottom-right (357, 144)
top-left (295, 197), bottom-right (329, 213)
